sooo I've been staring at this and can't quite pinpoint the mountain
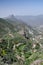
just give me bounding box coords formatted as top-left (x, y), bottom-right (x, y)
top-left (16, 15), bottom-right (43, 26)
top-left (0, 14), bottom-right (40, 38)
top-left (5, 14), bottom-right (26, 25)
top-left (0, 16), bottom-right (27, 37)
top-left (5, 15), bottom-right (40, 36)
top-left (5, 14), bottom-right (19, 22)
top-left (0, 15), bottom-right (37, 38)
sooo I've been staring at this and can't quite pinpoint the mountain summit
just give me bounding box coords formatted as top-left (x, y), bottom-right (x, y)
top-left (7, 14), bottom-right (15, 18)
top-left (5, 14), bottom-right (17, 21)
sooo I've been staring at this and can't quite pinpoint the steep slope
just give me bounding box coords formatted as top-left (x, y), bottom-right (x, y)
top-left (0, 18), bottom-right (15, 37)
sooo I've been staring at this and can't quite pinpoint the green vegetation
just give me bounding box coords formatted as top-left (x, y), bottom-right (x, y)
top-left (0, 33), bottom-right (43, 65)
top-left (0, 18), bottom-right (43, 65)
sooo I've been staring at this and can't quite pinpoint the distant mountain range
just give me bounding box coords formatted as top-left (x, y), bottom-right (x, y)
top-left (16, 15), bottom-right (43, 26)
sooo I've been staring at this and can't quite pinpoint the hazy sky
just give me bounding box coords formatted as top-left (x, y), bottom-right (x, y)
top-left (0, 0), bottom-right (43, 17)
